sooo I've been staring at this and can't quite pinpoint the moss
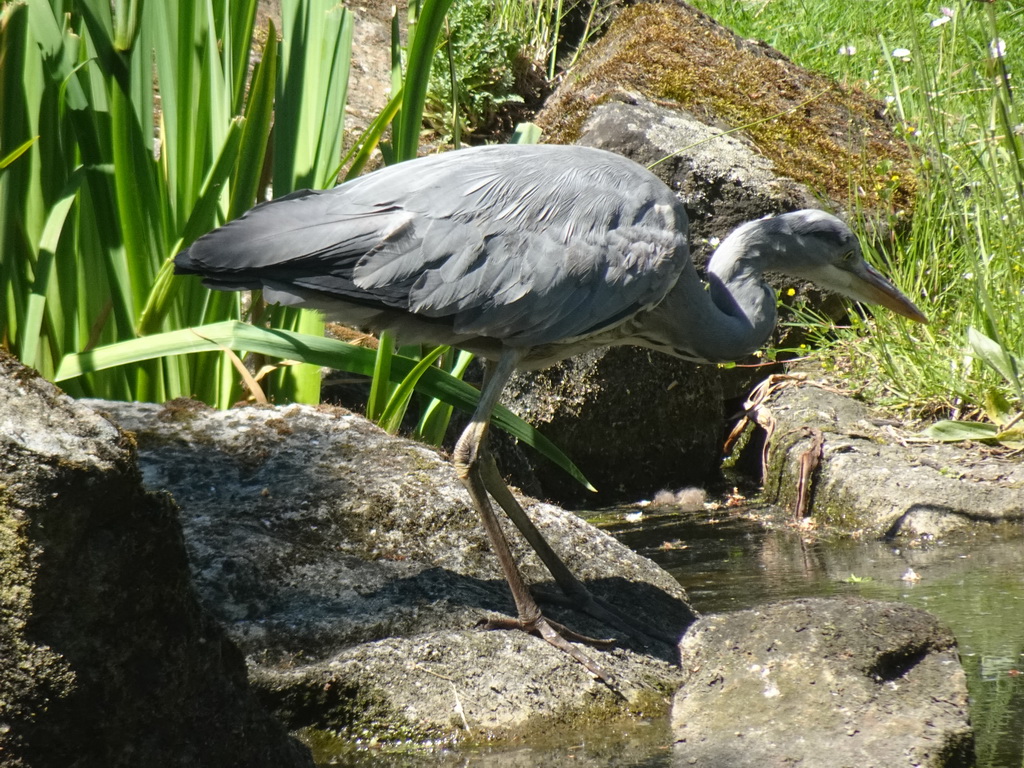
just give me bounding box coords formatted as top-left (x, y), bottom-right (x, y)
top-left (483, 686), bottom-right (673, 751)
top-left (763, 427), bottom-right (870, 532)
top-left (265, 417), bottom-right (295, 436)
top-left (539, 3), bottom-right (915, 214)
top-left (0, 487), bottom-right (31, 632)
top-left (157, 396), bottom-right (212, 423)
top-left (269, 679), bottom-right (452, 750)
top-left (281, 664), bottom-right (674, 760)
top-left (0, 481), bottom-right (78, 726)
top-left (816, 494), bottom-right (867, 532)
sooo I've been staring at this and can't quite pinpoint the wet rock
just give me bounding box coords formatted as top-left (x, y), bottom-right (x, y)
top-left (671, 598), bottom-right (974, 768)
top-left (0, 353), bottom-right (312, 768)
top-left (86, 398), bottom-right (696, 744)
top-left (753, 378), bottom-right (1024, 536)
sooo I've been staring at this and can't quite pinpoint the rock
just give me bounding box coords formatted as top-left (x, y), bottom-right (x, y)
top-left (502, 347), bottom-right (723, 505)
top-left (671, 598), bottom-right (974, 768)
top-left (751, 377), bottom-right (1024, 536)
top-left (572, 95), bottom-right (815, 258)
top-left (0, 353), bottom-right (312, 768)
top-left (85, 398), bottom-right (696, 744)
top-left (537, 2), bottom-right (914, 227)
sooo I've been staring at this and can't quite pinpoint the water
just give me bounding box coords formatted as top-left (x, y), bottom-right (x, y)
top-left (315, 504), bottom-right (1024, 766)
top-left (606, 504), bottom-right (1024, 768)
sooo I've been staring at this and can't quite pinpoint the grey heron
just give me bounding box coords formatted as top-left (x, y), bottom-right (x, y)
top-left (175, 144), bottom-right (927, 679)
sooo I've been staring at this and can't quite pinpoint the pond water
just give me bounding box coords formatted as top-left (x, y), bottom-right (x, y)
top-left (316, 504), bottom-right (1024, 767)
top-left (609, 504), bottom-right (1024, 768)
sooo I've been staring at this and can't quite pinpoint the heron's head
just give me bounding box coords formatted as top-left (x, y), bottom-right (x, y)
top-left (767, 210), bottom-right (928, 324)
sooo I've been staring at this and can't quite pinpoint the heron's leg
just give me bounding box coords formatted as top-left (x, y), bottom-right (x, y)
top-left (479, 456), bottom-right (677, 646)
top-left (453, 353), bottom-right (614, 681)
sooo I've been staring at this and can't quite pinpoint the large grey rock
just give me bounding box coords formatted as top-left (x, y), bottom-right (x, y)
top-left (571, 95), bottom-right (815, 259)
top-left (86, 398), bottom-right (696, 743)
top-left (753, 378), bottom-right (1024, 536)
top-left (671, 598), bottom-right (974, 768)
top-left (0, 353), bottom-right (312, 768)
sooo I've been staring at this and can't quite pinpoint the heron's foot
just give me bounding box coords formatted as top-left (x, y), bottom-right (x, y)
top-left (478, 613), bottom-right (617, 684)
top-left (532, 586), bottom-right (679, 648)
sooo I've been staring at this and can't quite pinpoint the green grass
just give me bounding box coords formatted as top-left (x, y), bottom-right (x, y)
top-left (689, 0), bottom-right (1024, 423)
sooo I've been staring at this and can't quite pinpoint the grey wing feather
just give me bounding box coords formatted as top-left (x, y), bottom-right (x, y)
top-left (175, 144), bottom-right (690, 347)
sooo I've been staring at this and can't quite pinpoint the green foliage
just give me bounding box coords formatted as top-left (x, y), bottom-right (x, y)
top-left (0, 0), bottom-right (349, 407)
top-left (490, 0), bottom-right (605, 83)
top-left (0, 0), bottom-right (588, 483)
top-left (425, 0), bottom-right (528, 141)
top-left (841, 574), bottom-right (873, 584)
top-left (690, 0), bottom-right (1024, 426)
top-left (924, 328), bottom-right (1024, 446)
top-left (392, 0), bottom-right (455, 160)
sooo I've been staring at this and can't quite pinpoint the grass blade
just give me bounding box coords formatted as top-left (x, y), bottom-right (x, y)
top-left (510, 122), bottom-right (541, 145)
top-left (417, 347), bottom-right (473, 445)
top-left (923, 420), bottom-right (1000, 442)
top-left (968, 327), bottom-right (1022, 398)
top-left (367, 329), bottom-right (394, 421)
top-left (0, 135), bottom-right (38, 169)
top-left (395, 0), bottom-right (455, 161)
top-left (378, 344), bottom-right (449, 433)
top-left (18, 171), bottom-right (81, 370)
top-left (229, 23), bottom-right (277, 217)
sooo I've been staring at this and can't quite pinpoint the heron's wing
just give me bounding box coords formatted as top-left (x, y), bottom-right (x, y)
top-left (176, 145), bottom-right (690, 347)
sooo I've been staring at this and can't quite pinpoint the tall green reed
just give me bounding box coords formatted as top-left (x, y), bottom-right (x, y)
top-left (1, 0), bottom-right (350, 407)
top-left (5, 0), bottom-right (589, 483)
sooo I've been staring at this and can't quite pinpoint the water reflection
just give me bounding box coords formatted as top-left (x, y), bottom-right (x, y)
top-left (603, 504), bottom-right (1024, 768)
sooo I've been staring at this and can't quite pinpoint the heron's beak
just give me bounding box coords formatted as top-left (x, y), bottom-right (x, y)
top-left (851, 263), bottom-right (929, 323)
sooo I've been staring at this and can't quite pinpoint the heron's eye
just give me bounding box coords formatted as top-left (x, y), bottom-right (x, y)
top-left (841, 250), bottom-right (856, 262)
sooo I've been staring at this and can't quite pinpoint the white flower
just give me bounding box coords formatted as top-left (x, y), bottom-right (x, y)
top-left (891, 47), bottom-right (912, 60)
top-left (990, 38), bottom-right (1007, 59)
top-left (839, 44), bottom-right (857, 56)
top-left (932, 7), bottom-right (954, 26)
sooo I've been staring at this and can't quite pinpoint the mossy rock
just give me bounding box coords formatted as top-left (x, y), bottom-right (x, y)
top-left (538, 2), bottom-right (914, 218)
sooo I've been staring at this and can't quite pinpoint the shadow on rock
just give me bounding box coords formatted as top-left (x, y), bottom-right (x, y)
top-left (86, 398), bottom-right (695, 743)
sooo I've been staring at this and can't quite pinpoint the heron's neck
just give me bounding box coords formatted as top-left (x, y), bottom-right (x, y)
top-left (636, 226), bottom-right (779, 363)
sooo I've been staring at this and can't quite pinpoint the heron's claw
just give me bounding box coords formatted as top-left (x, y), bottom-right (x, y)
top-left (478, 613), bottom-right (616, 648)
top-left (478, 614), bottom-right (617, 685)
top-left (531, 586), bottom-right (679, 648)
